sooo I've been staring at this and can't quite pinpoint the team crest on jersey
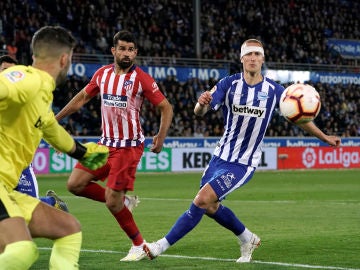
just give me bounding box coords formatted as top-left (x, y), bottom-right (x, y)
top-left (257, 91), bottom-right (268, 100)
top-left (123, 80), bottom-right (133, 91)
top-left (4, 70), bottom-right (25, 83)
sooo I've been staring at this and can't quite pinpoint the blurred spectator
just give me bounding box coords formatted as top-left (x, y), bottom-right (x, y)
top-left (49, 74), bottom-right (359, 138)
top-left (1, 0), bottom-right (359, 66)
top-left (6, 40), bottom-right (17, 59)
top-left (1, 0), bottom-right (358, 138)
top-left (193, 127), bottom-right (204, 138)
top-left (95, 32), bottom-right (109, 53)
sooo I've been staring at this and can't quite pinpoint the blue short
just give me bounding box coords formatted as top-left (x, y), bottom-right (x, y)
top-left (15, 164), bottom-right (39, 198)
top-left (200, 156), bottom-right (255, 201)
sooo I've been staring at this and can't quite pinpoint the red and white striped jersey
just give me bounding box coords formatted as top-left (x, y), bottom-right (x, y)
top-left (85, 64), bottom-right (165, 147)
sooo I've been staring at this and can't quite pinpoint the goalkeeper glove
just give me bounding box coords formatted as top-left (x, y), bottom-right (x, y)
top-left (69, 141), bottom-right (109, 170)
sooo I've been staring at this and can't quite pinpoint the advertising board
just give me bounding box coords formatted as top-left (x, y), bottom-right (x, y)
top-left (32, 138), bottom-right (360, 174)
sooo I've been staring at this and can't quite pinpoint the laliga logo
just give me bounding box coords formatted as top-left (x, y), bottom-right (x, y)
top-left (302, 148), bottom-right (316, 168)
top-left (302, 147), bottom-right (360, 168)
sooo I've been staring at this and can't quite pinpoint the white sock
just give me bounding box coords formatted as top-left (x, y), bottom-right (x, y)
top-left (238, 228), bottom-right (253, 243)
top-left (157, 237), bottom-right (171, 252)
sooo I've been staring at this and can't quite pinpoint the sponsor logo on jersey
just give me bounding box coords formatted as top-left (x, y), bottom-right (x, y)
top-left (103, 94), bottom-right (127, 108)
top-left (34, 116), bottom-right (43, 128)
top-left (232, 104), bottom-right (266, 118)
top-left (5, 70), bottom-right (25, 83)
top-left (152, 82), bottom-right (159, 93)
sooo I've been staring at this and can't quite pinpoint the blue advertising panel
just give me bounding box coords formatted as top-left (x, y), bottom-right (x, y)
top-left (155, 137), bottom-right (360, 148)
top-left (142, 66), bottom-right (228, 82)
top-left (326, 39), bottom-right (360, 59)
top-left (39, 137), bottom-right (360, 149)
top-left (68, 63), bottom-right (228, 82)
top-left (310, 72), bottom-right (360, 85)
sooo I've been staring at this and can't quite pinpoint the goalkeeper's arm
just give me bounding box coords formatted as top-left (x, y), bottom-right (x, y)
top-left (43, 119), bottom-right (109, 170)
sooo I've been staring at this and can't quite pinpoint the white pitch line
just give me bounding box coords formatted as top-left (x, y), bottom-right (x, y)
top-left (252, 260), bottom-right (360, 270)
top-left (38, 247), bottom-right (360, 270)
top-left (61, 196), bottom-right (360, 205)
top-left (139, 198), bottom-right (360, 205)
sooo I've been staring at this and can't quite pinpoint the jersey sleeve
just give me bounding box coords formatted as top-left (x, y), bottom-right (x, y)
top-left (274, 83), bottom-right (286, 108)
top-left (210, 76), bottom-right (232, 111)
top-left (84, 68), bottom-right (102, 97)
top-left (140, 72), bottom-right (165, 106)
top-left (41, 111), bottom-right (75, 153)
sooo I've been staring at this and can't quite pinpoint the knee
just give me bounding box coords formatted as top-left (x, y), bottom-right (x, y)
top-left (105, 199), bottom-right (124, 213)
top-left (66, 171), bottom-right (91, 195)
top-left (205, 203), bottom-right (220, 216)
top-left (105, 193), bottom-right (124, 213)
top-left (194, 194), bottom-right (220, 215)
top-left (194, 193), bottom-right (215, 209)
top-left (69, 216), bottom-right (82, 232)
top-left (194, 198), bottom-right (208, 209)
top-left (1, 241), bottom-right (39, 268)
top-left (66, 181), bottom-right (82, 195)
top-left (60, 214), bottom-right (82, 235)
top-left (194, 183), bottom-right (218, 210)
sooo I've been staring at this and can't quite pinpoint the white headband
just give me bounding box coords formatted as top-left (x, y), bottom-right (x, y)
top-left (240, 45), bottom-right (264, 58)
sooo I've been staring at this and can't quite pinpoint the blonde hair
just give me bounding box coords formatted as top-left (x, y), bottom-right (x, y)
top-left (241, 39), bottom-right (263, 48)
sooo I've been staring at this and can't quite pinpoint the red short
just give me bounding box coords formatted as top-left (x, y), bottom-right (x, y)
top-left (75, 143), bottom-right (144, 191)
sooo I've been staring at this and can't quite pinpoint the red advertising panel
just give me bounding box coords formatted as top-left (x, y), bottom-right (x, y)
top-left (278, 147), bottom-right (360, 169)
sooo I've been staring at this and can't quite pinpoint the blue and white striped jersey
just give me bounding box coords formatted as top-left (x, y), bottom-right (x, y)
top-left (210, 73), bottom-right (285, 167)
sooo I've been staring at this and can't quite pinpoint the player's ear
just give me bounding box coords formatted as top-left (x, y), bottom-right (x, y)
top-left (59, 53), bottom-right (69, 69)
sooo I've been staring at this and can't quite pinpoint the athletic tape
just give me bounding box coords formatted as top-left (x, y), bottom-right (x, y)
top-left (240, 45), bottom-right (264, 58)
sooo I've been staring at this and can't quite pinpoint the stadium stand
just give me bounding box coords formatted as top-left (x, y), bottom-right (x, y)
top-left (0, 0), bottom-right (358, 137)
top-left (50, 75), bottom-right (359, 138)
top-left (1, 0), bottom-right (359, 67)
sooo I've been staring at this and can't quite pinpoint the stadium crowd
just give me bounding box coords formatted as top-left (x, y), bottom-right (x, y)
top-left (1, 0), bottom-right (359, 137)
top-left (52, 75), bottom-right (360, 138)
top-left (1, 0), bottom-right (359, 65)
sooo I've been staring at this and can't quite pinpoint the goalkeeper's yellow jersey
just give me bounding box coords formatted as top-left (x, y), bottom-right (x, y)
top-left (0, 65), bottom-right (74, 189)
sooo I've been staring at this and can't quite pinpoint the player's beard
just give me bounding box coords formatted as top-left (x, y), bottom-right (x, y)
top-left (56, 60), bottom-right (71, 87)
top-left (116, 57), bottom-right (133, 69)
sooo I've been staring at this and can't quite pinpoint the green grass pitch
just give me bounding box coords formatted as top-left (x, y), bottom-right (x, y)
top-left (30, 169), bottom-right (360, 270)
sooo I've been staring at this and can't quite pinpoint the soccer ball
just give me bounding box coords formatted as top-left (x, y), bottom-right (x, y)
top-left (279, 83), bottom-right (321, 124)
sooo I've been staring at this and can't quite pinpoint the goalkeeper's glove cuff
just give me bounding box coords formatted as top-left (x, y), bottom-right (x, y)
top-left (68, 140), bottom-right (87, 160)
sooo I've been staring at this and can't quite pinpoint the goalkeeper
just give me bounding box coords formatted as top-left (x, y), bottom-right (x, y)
top-left (0, 26), bottom-right (108, 270)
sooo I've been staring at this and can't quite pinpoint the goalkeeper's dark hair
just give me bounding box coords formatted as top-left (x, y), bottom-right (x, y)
top-left (113, 30), bottom-right (137, 48)
top-left (0, 55), bottom-right (18, 65)
top-left (31, 26), bottom-right (76, 58)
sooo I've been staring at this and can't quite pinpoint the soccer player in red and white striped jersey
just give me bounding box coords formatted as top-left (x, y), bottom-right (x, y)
top-left (56, 30), bottom-right (173, 261)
